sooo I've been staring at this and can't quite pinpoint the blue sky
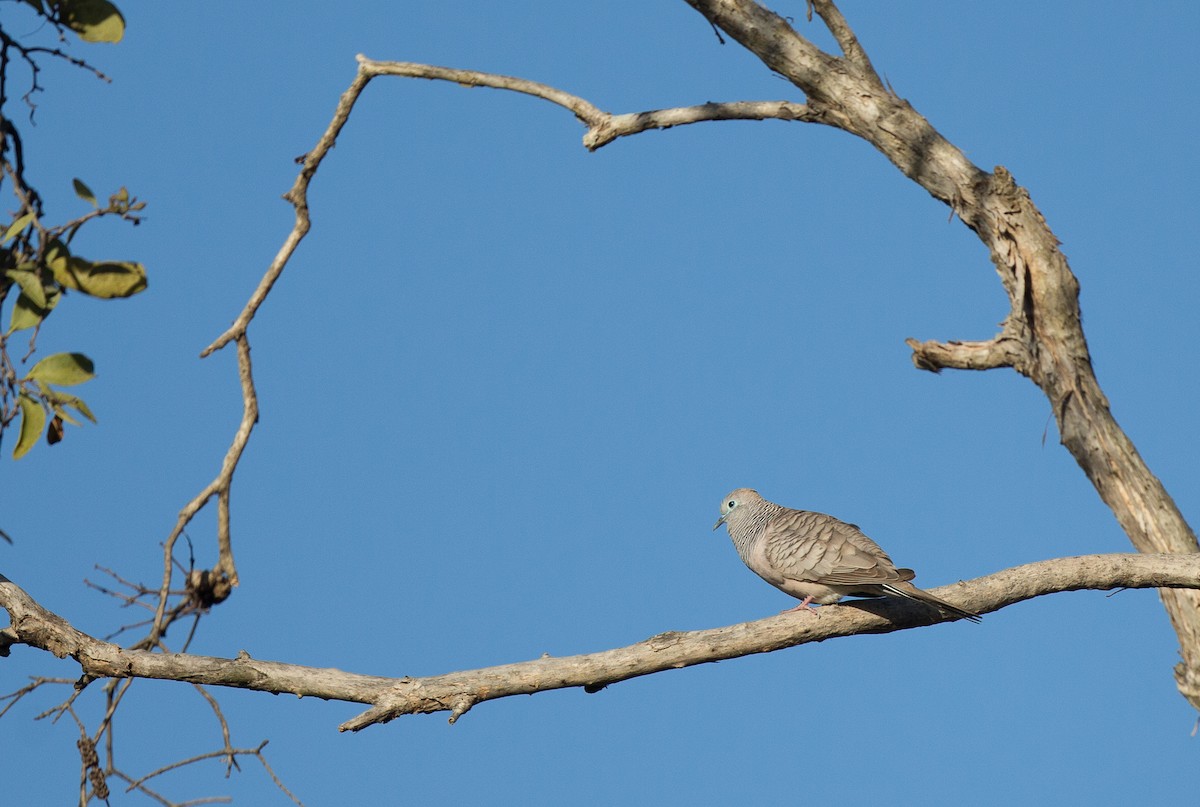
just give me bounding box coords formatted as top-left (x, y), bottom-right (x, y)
top-left (4, 1), bottom-right (1199, 803)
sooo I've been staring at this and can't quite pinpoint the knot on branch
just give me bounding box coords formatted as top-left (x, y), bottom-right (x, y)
top-left (187, 568), bottom-right (234, 609)
top-left (447, 695), bottom-right (477, 724)
top-left (0, 626), bottom-right (18, 657)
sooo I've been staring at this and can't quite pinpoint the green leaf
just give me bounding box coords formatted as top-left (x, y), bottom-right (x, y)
top-left (2, 212), bottom-right (34, 244)
top-left (59, 0), bottom-right (125, 43)
top-left (45, 238), bottom-right (70, 262)
top-left (8, 288), bottom-right (60, 334)
top-left (64, 394), bottom-right (97, 424)
top-left (14, 393), bottom-right (45, 459)
top-left (84, 260), bottom-right (148, 298)
top-left (51, 255), bottom-right (148, 298)
top-left (73, 178), bottom-right (98, 207)
top-left (53, 407), bottom-right (81, 427)
top-left (27, 352), bottom-right (95, 386)
top-left (4, 268), bottom-right (46, 308)
top-left (49, 391), bottom-right (97, 425)
top-left (9, 294), bottom-right (46, 334)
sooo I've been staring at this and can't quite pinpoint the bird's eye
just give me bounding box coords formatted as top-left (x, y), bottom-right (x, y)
top-left (727, 500), bottom-right (735, 508)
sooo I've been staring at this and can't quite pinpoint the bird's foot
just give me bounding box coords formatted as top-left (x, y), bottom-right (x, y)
top-left (780, 596), bottom-right (819, 615)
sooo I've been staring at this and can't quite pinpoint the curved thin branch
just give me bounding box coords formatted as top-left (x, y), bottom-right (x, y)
top-left (148, 333), bottom-right (255, 642)
top-left (201, 55), bottom-right (814, 360)
top-left (353, 57), bottom-right (821, 151)
top-left (358, 57), bottom-right (608, 127)
top-left (4, 556), bottom-right (1198, 730)
top-left (202, 67), bottom-right (371, 359)
top-left (183, 54), bottom-right (823, 647)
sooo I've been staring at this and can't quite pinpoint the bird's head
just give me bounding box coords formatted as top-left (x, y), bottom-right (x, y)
top-left (712, 488), bottom-right (762, 531)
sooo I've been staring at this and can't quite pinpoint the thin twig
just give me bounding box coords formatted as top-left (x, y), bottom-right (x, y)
top-left (0, 677), bottom-right (73, 719)
top-left (123, 742), bottom-right (272, 793)
top-left (254, 744), bottom-right (306, 807)
top-left (107, 767), bottom-right (232, 806)
top-left (191, 685), bottom-right (236, 775)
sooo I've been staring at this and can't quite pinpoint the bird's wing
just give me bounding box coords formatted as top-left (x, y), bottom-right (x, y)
top-left (762, 509), bottom-right (910, 587)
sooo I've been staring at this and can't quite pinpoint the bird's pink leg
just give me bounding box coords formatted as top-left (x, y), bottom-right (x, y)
top-left (780, 596), bottom-right (818, 614)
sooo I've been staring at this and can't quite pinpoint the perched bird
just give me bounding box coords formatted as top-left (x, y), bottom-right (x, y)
top-left (713, 488), bottom-right (980, 623)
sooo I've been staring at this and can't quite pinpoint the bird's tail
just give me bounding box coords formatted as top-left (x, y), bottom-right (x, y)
top-left (883, 581), bottom-right (982, 623)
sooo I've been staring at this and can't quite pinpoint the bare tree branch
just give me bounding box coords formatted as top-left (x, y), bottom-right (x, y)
top-left (182, 54), bottom-right (820, 653)
top-left (0, 676), bottom-right (73, 719)
top-left (120, 738), bottom-right (301, 807)
top-left (4, 556), bottom-right (1198, 730)
top-left (584, 99), bottom-right (819, 149)
top-left (146, 330), bottom-right (254, 645)
top-left (905, 333), bottom-right (1028, 373)
top-left (809, 0), bottom-right (879, 78)
top-left (681, 0), bottom-right (1200, 709)
top-left (346, 58), bottom-right (827, 151)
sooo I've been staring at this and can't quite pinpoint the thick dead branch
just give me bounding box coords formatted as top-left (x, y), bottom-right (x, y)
top-left (904, 333), bottom-right (1028, 373)
top-left (683, 0), bottom-right (1200, 710)
top-left (4, 556), bottom-right (1198, 730)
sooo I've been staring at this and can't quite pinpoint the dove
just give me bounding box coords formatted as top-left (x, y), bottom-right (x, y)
top-left (713, 488), bottom-right (980, 623)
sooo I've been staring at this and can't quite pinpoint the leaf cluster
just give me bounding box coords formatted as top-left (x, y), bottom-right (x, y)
top-left (0, 0), bottom-right (142, 458)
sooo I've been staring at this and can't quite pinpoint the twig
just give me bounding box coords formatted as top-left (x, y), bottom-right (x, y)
top-left (124, 744), bottom-right (263, 792)
top-left (148, 335), bottom-right (255, 643)
top-left (0, 677), bottom-right (73, 718)
top-left (106, 767), bottom-right (232, 806)
top-left (190, 685), bottom-right (236, 775)
top-left (254, 744), bottom-right (306, 807)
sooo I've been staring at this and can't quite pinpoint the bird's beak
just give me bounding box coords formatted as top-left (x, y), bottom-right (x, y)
top-left (712, 513), bottom-right (727, 531)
